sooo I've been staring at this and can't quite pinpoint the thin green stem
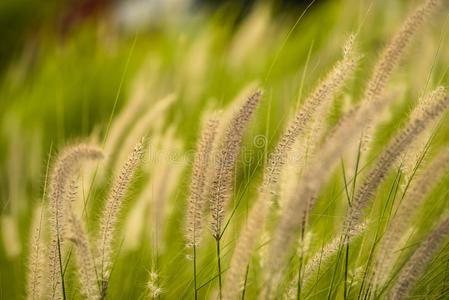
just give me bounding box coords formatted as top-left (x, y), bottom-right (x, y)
top-left (264, 0), bottom-right (316, 83)
top-left (341, 158), bottom-right (352, 299)
top-left (326, 236), bottom-right (344, 300)
top-left (241, 264), bottom-right (250, 300)
top-left (193, 245), bottom-right (198, 300)
top-left (56, 231), bottom-right (67, 300)
top-left (82, 34), bottom-right (137, 224)
top-left (357, 168), bottom-right (402, 299)
top-left (344, 242), bottom-right (349, 299)
top-left (297, 227), bottom-right (305, 300)
top-left (296, 253), bottom-right (304, 300)
top-left (341, 159), bottom-right (352, 207)
top-left (102, 35), bottom-right (137, 147)
top-left (216, 238), bottom-right (222, 299)
top-left (351, 140), bottom-right (363, 203)
top-left (196, 266), bottom-right (229, 291)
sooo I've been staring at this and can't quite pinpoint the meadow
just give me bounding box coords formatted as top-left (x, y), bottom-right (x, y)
top-left (1, 0), bottom-right (449, 299)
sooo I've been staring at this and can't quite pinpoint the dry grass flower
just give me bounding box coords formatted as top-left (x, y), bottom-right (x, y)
top-left (389, 216), bottom-right (449, 299)
top-left (344, 89), bottom-right (449, 237)
top-left (209, 90), bottom-right (261, 239)
top-left (47, 144), bottom-right (103, 299)
top-left (186, 114), bottom-right (220, 248)
top-left (97, 140), bottom-right (144, 294)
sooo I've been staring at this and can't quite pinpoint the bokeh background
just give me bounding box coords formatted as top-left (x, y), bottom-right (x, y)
top-left (1, 0), bottom-right (448, 298)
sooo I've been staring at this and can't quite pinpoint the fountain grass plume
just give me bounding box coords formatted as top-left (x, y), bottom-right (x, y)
top-left (147, 270), bottom-right (163, 299)
top-left (47, 144), bottom-right (103, 299)
top-left (304, 222), bottom-right (366, 285)
top-left (98, 139), bottom-right (144, 296)
top-left (364, 0), bottom-right (441, 105)
top-left (65, 179), bottom-right (99, 300)
top-left (208, 90), bottom-right (261, 299)
top-left (222, 36), bottom-right (358, 300)
top-left (264, 35), bottom-right (357, 196)
top-left (375, 145), bottom-right (449, 286)
top-left (186, 114), bottom-right (220, 248)
top-left (27, 206), bottom-right (46, 300)
top-left (186, 113), bottom-right (220, 300)
top-left (389, 215), bottom-right (449, 299)
top-left (361, 0), bottom-right (442, 148)
top-left (209, 90), bottom-right (261, 239)
top-left (264, 85), bottom-right (392, 297)
top-left (344, 88), bottom-right (449, 237)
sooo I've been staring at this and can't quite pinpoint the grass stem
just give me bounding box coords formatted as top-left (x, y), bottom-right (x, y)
top-left (241, 264), bottom-right (250, 300)
top-left (216, 238), bottom-right (222, 299)
top-left (57, 232), bottom-right (67, 300)
top-left (193, 245), bottom-right (198, 300)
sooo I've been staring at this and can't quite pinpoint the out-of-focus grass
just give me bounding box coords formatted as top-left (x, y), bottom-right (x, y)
top-left (0, 0), bottom-right (449, 298)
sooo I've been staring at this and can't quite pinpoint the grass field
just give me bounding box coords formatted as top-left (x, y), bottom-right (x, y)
top-left (1, 0), bottom-right (449, 299)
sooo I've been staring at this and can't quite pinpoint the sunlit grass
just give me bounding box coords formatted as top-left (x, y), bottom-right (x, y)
top-left (1, 0), bottom-right (449, 299)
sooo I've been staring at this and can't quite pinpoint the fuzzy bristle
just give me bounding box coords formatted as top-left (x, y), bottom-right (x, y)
top-left (27, 206), bottom-right (46, 300)
top-left (344, 89), bottom-right (449, 237)
top-left (222, 36), bottom-right (358, 300)
top-left (97, 139), bottom-right (144, 293)
top-left (361, 0), bottom-right (442, 149)
top-left (186, 114), bottom-right (220, 248)
top-left (389, 216), bottom-right (449, 299)
top-left (375, 146), bottom-right (449, 286)
top-left (209, 90), bottom-right (261, 239)
top-left (47, 144), bottom-right (103, 299)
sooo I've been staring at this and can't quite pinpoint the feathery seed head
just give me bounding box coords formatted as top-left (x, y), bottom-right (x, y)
top-left (410, 86), bottom-right (447, 120)
top-left (360, 0), bottom-right (442, 152)
top-left (344, 89), bottom-right (449, 236)
top-left (49, 145), bottom-right (103, 235)
top-left (209, 90), bottom-right (261, 238)
top-left (27, 206), bottom-right (46, 300)
top-left (98, 139), bottom-right (144, 287)
top-left (224, 38), bottom-right (360, 296)
top-left (66, 194), bottom-right (100, 300)
top-left (390, 216), bottom-right (449, 299)
top-left (264, 84), bottom-right (393, 292)
top-left (364, 0), bottom-right (441, 106)
top-left (343, 34), bottom-right (355, 58)
top-left (375, 146), bottom-right (449, 286)
top-left (186, 114), bottom-right (220, 248)
top-left (147, 270), bottom-right (163, 298)
top-left (264, 35), bottom-right (358, 198)
top-left (47, 144), bottom-right (103, 299)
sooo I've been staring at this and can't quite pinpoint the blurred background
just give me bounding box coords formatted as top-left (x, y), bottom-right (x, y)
top-left (0, 0), bottom-right (448, 298)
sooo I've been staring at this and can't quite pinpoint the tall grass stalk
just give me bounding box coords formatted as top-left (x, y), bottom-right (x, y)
top-left (186, 114), bottom-right (219, 299)
top-left (265, 82), bottom-right (392, 297)
top-left (16, 1), bottom-right (449, 298)
top-left (360, 0), bottom-right (442, 148)
top-left (389, 216), bottom-right (449, 299)
top-left (375, 145), bottom-right (449, 288)
top-left (209, 90), bottom-right (261, 298)
top-left (343, 88), bottom-right (448, 238)
top-left (47, 145), bottom-right (103, 299)
top-left (223, 36), bottom-right (357, 300)
top-left (98, 140), bottom-right (143, 297)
